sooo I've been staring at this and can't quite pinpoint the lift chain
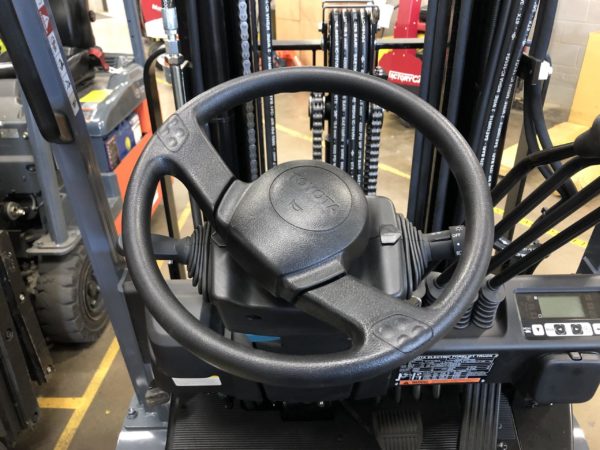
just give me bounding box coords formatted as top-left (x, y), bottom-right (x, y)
top-left (309, 92), bottom-right (326, 161)
top-left (364, 101), bottom-right (383, 195)
top-left (238, 0), bottom-right (259, 180)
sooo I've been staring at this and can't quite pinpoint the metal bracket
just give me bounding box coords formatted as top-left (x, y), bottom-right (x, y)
top-left (116, 396), bottom-right (169, 450)
top-left (26, 228), bottom-right (81, 256)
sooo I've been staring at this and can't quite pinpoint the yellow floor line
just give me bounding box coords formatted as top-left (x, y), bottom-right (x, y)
top-left (156, 76), bottom-right (171, 87)
top-left (38, 204), bottom-right (192, 415)
top-left (275, 124), bottom-right (588, 249)
top-left (53, 338), bottom-right (120, 450)
top-left (49, 201), bottom-right (193, 448)
top-left (176, 204), bottom-right (192, 230)
top-left (378, 162), bottom-right (411, 180)
top-left (276, 123), bottom-right (312, 142)
top-left (37, 397), bottom-right (82, 410)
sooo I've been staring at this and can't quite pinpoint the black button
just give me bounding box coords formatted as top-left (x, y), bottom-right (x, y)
top-left (571, 324), bottom-right (583, 335)
top-left (554, 324), bottom-right (566, 335)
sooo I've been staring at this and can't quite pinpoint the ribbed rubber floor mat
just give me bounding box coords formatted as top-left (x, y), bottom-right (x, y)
top-left (167, 394), bottom-right (379, 449)
top-left (373, 409), bottom-right (423, 450)
top-left (421, 422), bottom-right (460, 450)
top-left (458, 383), bottom-right (502, 450)
top-left (497, 394), bottom-right (517, 442)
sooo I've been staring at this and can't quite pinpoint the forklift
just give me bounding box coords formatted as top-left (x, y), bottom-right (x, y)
top-left (0, 0), bottom-right (147, 345)
top-left (2, 1), bottom-right (600, 449)
top-left (0, 0), bottom-right (149, 446)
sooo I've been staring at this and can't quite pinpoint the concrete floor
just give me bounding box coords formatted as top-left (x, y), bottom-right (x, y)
top-left (14, 12), bottom-right (600, 450)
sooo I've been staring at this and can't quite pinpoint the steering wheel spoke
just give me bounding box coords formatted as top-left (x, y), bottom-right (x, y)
top-left (143, 106), bottom-right (236, 221)
top-left (297, 276), bottom-right (434, 356)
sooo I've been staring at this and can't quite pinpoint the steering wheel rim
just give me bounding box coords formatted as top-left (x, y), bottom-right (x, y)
top-left (123, 67), bottom-right (493, 388)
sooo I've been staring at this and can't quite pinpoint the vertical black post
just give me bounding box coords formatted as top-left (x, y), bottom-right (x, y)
top-left (196, 0), bottom-right (242, 176)
top-left (407, 0), bottom-right (452, 231)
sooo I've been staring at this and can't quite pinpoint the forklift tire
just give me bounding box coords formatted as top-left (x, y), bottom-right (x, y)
top-left (35, 244), bottom-right (108, 344)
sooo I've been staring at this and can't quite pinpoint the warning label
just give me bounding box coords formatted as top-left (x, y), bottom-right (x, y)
top-left (36, 0), bottom-right (79, 115)
top-left (395, 354), bottom-right (498, 386)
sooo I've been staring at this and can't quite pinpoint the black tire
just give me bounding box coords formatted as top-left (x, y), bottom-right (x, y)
top-left (35, 244), bottom-right (108, 344)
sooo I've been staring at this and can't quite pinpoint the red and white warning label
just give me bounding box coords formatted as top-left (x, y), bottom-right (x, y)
top-left (36, 0), bottom-right (79, 115)
top-left (395, 353), bottom-right (498, 386)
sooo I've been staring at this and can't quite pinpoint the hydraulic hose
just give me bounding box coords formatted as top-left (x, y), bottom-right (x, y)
top-left (431, 0), bottom-right (474, 231)
top-left (524, 0), bottom-right (577, 197)
top-left (484, 0), bottom-right (537, 186)
top-left (143, 45), bottom-right (166, 132)
top-left (468, 0), bottom-right (513, 156)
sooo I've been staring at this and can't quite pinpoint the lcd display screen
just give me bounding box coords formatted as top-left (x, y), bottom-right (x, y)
top-left (538, 295), bottom-right (585, 318)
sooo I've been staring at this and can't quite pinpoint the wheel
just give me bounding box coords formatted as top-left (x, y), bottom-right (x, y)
top-left (35, 244), bottom-right (108, 343)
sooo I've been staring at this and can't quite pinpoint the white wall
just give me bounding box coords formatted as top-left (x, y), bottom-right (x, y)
top-left (547, 0), bottom-right (600, 109)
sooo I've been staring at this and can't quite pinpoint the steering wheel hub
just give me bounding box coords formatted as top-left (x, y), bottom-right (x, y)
top-left (270, 165), bottom-right (351, 232)
top-left (219, 160), bottom-right (368, 298)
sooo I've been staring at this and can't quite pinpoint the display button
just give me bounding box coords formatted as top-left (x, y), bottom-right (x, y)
top-left (532, 324), bottom-right (545, 336)
top-left (554, 324), bottom-right (566, 335)
top-left (593, 323), bottom-right (600, 335)
top-left (571, 324), bottom-right (583, 335)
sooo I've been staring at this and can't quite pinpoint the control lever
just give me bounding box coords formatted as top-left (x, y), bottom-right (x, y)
top-left (423, 225), bottom-right (465, 260)
top-left (117, 234), bottom-right (191, 264)
top-left (574, 115), bottom-right (600, 157)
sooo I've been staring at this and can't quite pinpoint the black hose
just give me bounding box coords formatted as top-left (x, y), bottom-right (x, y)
top-left (489, 177), bottom-right (600, 271)
top-left (407, 0), bottom-right (439, 229)
top-left (491, 143), bottom-right (575, 203)
top-left (431, 0), bottom-right (474, 231)
top-left (478, 0), bottom-right (525, 179)
top-left (494, 156), bottom-right (600, 238)
top-left (184, 0), bottom-right (205, 97)
top-left (142, 44), bottom-right (184, 279)
top-left (484, 0), bottom-right (537, 185)
top-left (468, 0), bottom-right (512, 154)
top-left (522, 90), bottom-right (560, 182)
top-left (525, 0), bottom-right (577, 197)
top-left (490, 206), bottom-right (600, 288)
top-left (143, 45), bottom-right (166, 132)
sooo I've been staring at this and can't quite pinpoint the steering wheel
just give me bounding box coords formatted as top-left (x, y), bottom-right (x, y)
top-left (123, 67), bottom-right (493, 388)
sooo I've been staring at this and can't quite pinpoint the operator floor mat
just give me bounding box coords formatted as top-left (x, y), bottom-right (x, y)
top-left (167, 391), bottom-right (467, 450)
top-left (167, 393), bottom-right (379, 449)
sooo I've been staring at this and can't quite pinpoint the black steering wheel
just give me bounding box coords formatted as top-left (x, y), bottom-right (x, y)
top-left (123, 67), bottom-right (493, 388)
